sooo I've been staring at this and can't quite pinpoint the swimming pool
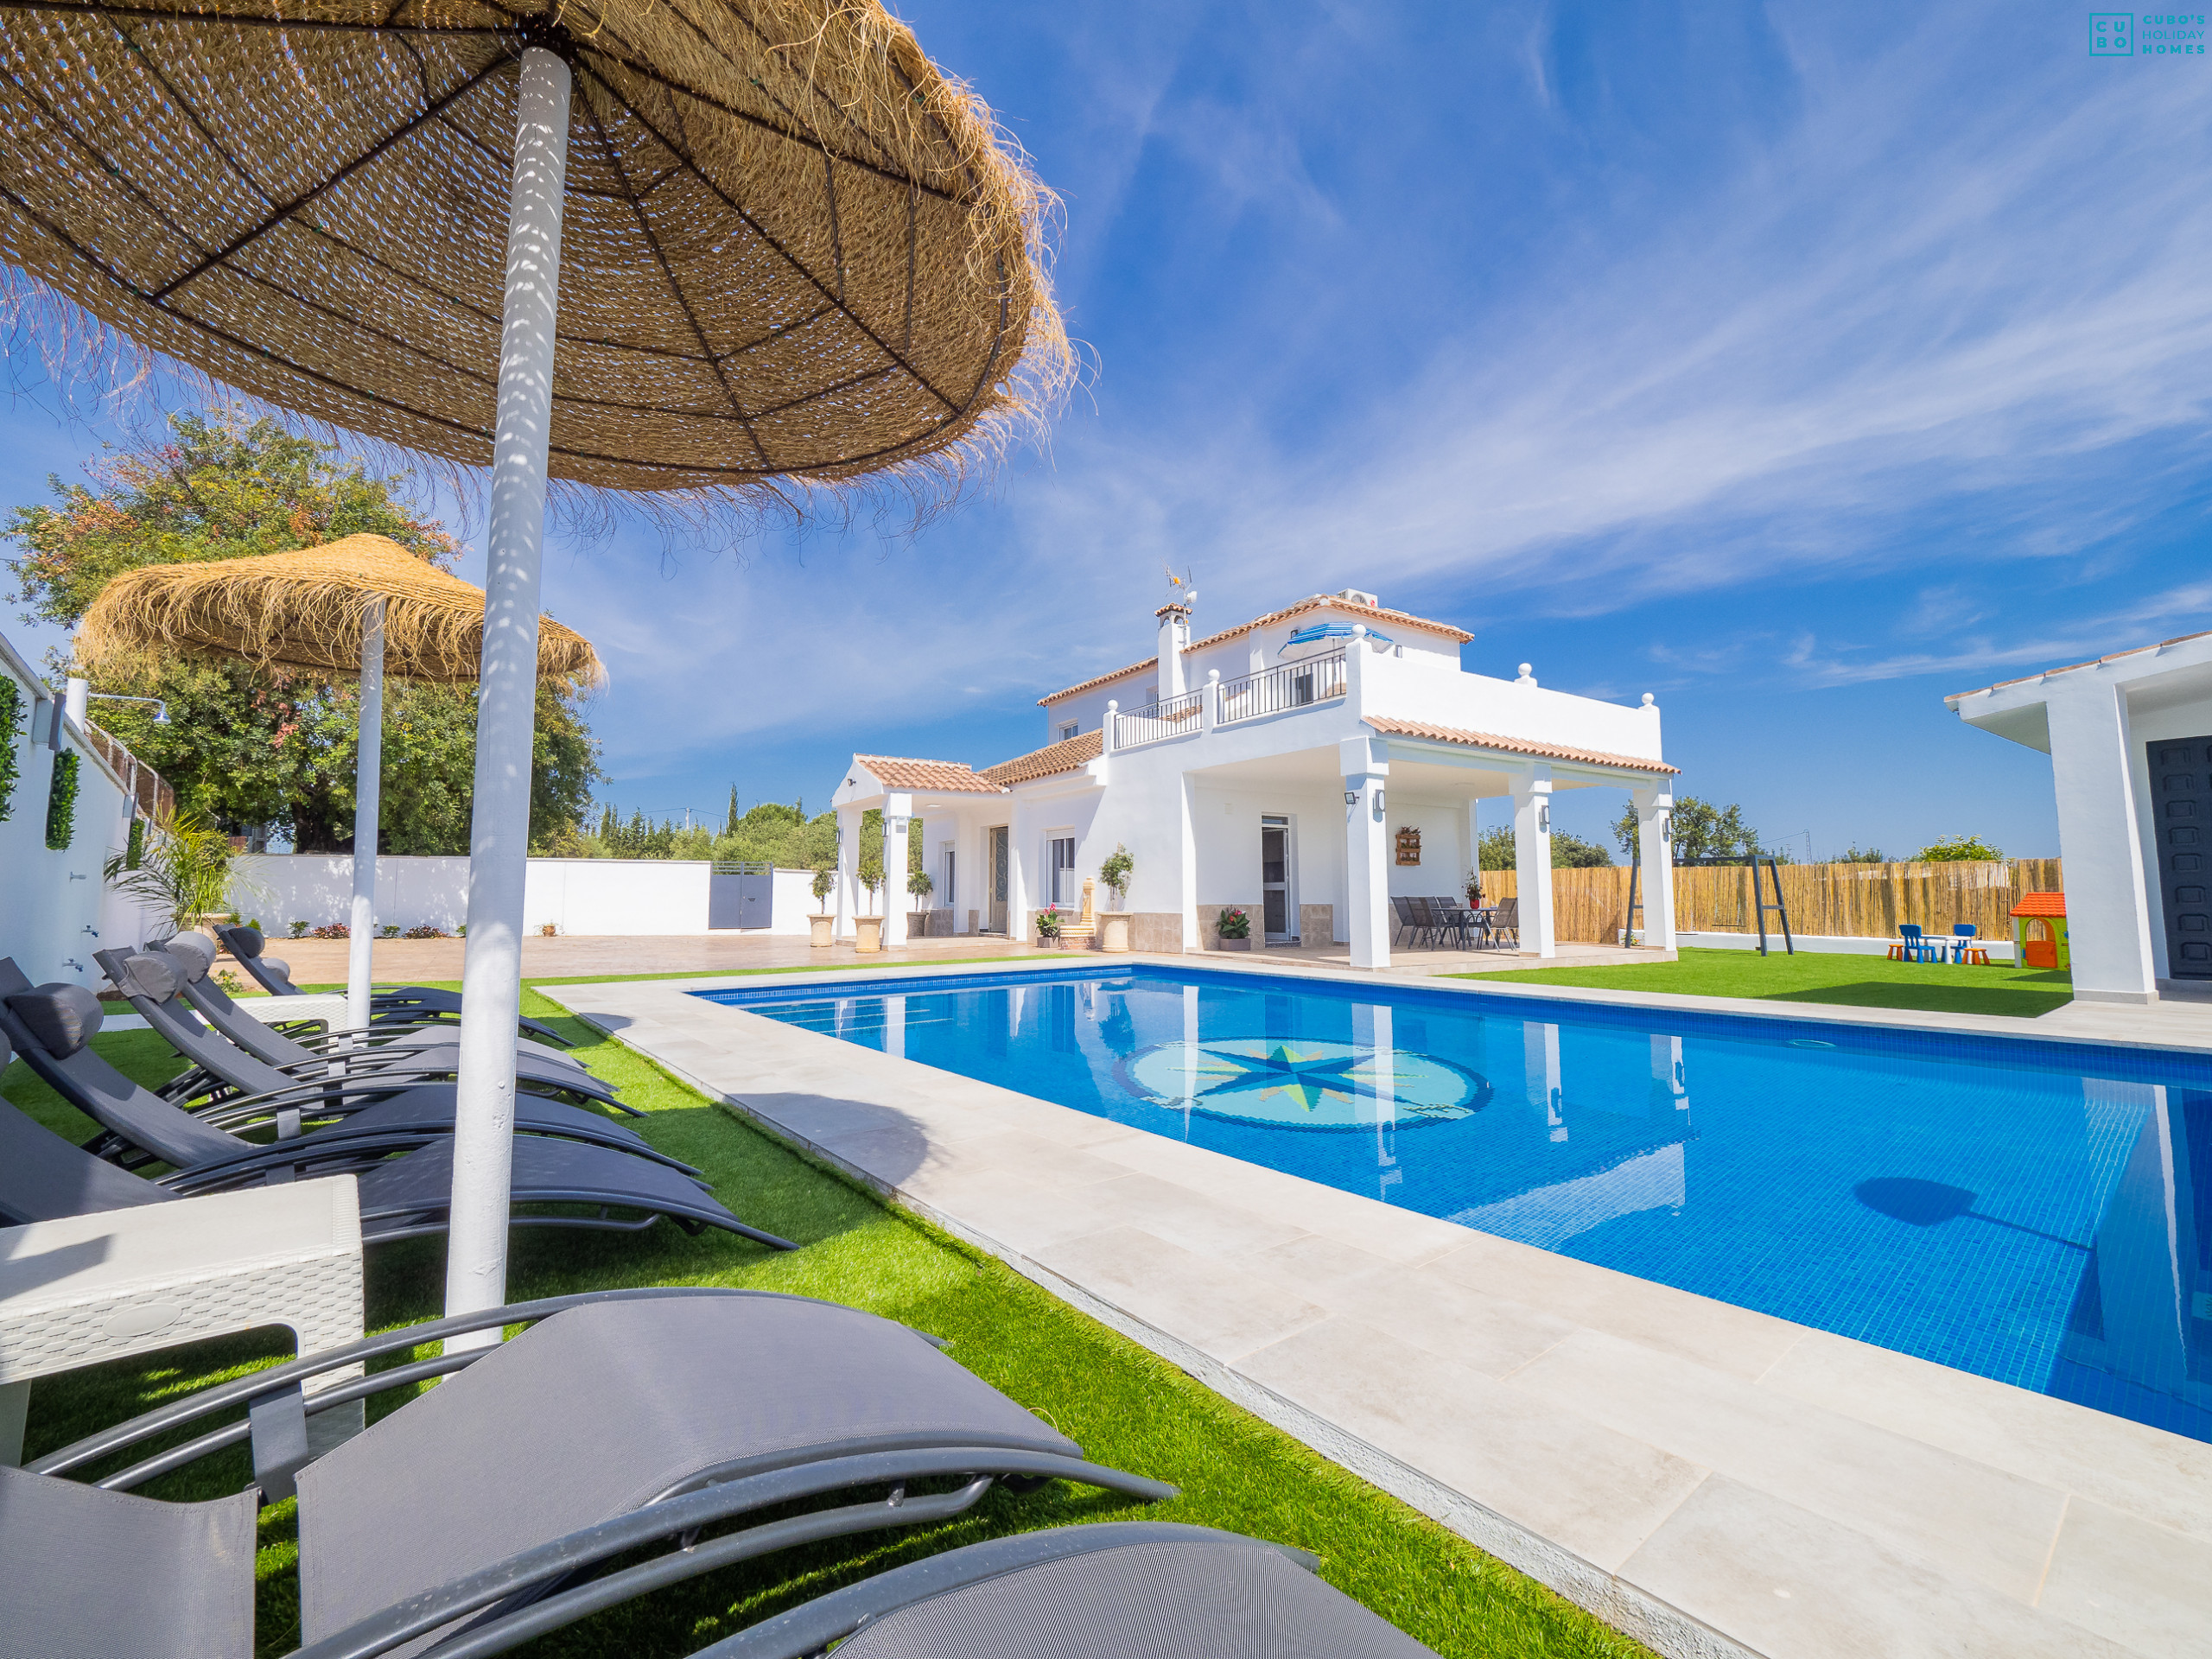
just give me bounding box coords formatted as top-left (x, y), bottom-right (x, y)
top-left (697, 963), bottom-right (2212, 1443)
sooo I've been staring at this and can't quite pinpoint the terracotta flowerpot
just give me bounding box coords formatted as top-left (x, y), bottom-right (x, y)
top-left (855, 915), bottom-right (885, 953)
top-left (809, 913), bottom-right (835, 948)
top-left (1099, 912), bottom-right (1133, 954)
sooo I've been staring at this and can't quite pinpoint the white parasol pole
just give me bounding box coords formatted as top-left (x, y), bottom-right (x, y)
top-left (345, 597), bottom-right (386, 1037)
top-left (445, 42), bottom-right (570, 1344)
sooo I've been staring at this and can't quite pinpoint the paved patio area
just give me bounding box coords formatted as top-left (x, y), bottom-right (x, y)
top-left (543, 955), bottom-right (2212, 1659)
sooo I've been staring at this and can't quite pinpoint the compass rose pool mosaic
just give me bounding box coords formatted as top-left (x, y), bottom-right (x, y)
top-left (696, 964), bottom-right (2212, 1445)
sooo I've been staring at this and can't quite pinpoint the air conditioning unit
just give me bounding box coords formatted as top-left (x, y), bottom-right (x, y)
top-left (1336, 588), bottom-right (1379, 608)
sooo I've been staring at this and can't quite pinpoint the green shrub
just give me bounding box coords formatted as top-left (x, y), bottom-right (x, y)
top-left (44, 750), bottom-right (79, 850)
top-left (0, 677), bottom-right (21, 823)
top-left (1916, 835), bottom-right (2003, 862)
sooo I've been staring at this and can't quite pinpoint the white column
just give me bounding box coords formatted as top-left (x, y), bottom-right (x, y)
top-left (1178, 775), bottom-right (1201, 952)
top-left (1006, 808), bottom-right (1030, 942)
top-left (834, 806), bottom-right (859, 939)
top-left (1342, 735), bottom-right (1390, 969)
top-left (1632, 781), bottom-right (1676, 951)
top-left (883, 794), bottom-right (911, 948)
top-left (1465, 798), bottom-right (1484, 903)
top-left (2047, 680), bottom-right (2158, 1002)
top-left (1511, 769), bottom-right (1556, 958)
top-left (444, 44), bottom-right (571, 1340)
top-left (62, 675), bottom-right (87, 728)
top-left (346, 600), bottom-right (386, 1035)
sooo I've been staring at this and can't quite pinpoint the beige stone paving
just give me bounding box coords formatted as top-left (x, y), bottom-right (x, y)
top-left (543, 957), bottom-right (2212, 1659)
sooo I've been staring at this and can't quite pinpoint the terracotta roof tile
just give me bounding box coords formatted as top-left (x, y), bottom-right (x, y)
top-left (1946, 627), bottom-right (2212, 706)
top-left (981, 728), bottom-right (1103, 786)
top-left (1364, 715), bottom-right (1676, 774)
top-left (851, 754), bottom-right (1004, 794)
top-left (1039, 594), bottom-right (1472, 705)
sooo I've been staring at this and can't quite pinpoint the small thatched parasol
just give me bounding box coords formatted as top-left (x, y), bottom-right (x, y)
top-left (0, 0), bottom-right (1065, 1328)
top-left (78, 534), bottom-right (602, 687)
top-left (78, 532), bottom-right (603, 1034)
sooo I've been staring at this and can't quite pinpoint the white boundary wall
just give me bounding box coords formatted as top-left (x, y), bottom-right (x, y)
top-left (1, 632), bottom-right (161, 988)
top-left (233, 855), bottom-right (817, 937)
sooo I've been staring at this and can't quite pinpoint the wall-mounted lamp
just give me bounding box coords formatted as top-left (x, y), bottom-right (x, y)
top-left (1372, 789), bottom-right (1387, 820)
top-left (88, 691), bottom-right (169, 724)
top-left (1344, 789), bottom-right (1359, 806)
top-left (1536, 803), bottom-right (1551, 835)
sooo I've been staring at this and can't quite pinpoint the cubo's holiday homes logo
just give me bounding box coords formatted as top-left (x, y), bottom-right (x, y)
top-left (2094, 12), bottom-right (2208, 54)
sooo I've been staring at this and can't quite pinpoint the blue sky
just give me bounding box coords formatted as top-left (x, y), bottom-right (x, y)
top-left (5, 1), bottom-right (2209, 859)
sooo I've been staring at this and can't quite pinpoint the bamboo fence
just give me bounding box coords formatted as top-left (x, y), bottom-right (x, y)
top-left (1476, 860), bottom-right (2063, 946)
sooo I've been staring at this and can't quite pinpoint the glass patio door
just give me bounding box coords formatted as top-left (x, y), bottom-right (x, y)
top-left (988, 827), bottom-right (1008, 932)
top-left (1262, 816), bottom-right (1291, 942)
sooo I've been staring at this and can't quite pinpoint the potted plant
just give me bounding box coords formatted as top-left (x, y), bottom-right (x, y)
top-left (1034, 904), bottom-right (1064, 945)
top-left (1216, 906), bottom-right (1252, 951)
top-left (809, 866), bottom-right (836, 947)
top-left (907, 868), bottom-right (934, 938)
top-left (1098, 843), bottom-right (1134, 953)
top-left (855, 853), bottom-right (886, 951)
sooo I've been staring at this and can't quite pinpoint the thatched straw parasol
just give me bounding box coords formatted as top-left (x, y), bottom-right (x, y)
top-left (79, 532), bottom-right (603, 1034)
top-left (0, 0), bottom-right (1065, 1330)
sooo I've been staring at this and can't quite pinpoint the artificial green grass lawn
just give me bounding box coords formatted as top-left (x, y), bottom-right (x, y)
top-left (1452, 944), bottom-right (2076, 1019)
top-left (1, 974), bottom-right (1649, 1659)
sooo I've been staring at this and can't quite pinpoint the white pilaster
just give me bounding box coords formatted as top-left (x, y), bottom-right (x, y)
top-left (2047, 680), bottom-right (2158, 1002)
top-left (1342, 734), bottom-right (1391, 969)
top-left (834, 806), bottom-right (860, 940)
top-left (1179, 774), bottom-right (1201, 952)
top-left (883, 793), bottom-right (911, 948)
top-left (1465, 798), bottom-right (1484, 902)
top-left (1511, 769), bottom-right (1556, 958)
top-left (1633, 781), bottom-right (1676, 950)
top-left (1006, 806), bottom-right (1030, 943)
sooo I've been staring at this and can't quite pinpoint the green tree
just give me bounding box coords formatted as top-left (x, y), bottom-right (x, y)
top-left (1614, 796), bottom-right (1764, 864)
top-left (1836, 844), bottom-right (1888, 863)
top-left (1477, 825), bottom-right (1611, 869)
top-left (4, 407), bottom-right (601, 852)
top-left (724, 784), bottom-right (741, 836)
top-left (1915, 834), bottom-right (2004, 862)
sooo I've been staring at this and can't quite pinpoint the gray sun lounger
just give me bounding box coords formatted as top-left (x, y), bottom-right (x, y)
top-left (0, 988), bottom-right (791, 1249)
top-left (91, 949), bottom-right (626, 1116)
top-left (7, 963), bottom-right (652, 1163)
top-left (704, 1522), bottom-right (1440, 1659)
top-left (217, 921), bottom-right (571, 1047)
top-left (6, 1289), bottom-right (1172, 1658)
top-left (164, 931), bottom-right (580, 1072)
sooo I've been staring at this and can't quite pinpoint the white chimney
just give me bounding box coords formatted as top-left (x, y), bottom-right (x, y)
top-left (1155, 594), bottom-right (1194, 698)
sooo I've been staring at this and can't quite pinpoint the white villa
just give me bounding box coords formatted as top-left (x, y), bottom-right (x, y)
top-left (829, 588), bottom-right (1680, 969)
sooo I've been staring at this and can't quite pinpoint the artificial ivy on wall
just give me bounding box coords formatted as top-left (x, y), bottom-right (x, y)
top-left (45, 749), bottom-right (80, 851)
top-left (0, 677), bottom-right (21, 823)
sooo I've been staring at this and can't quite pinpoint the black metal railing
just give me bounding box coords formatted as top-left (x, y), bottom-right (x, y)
top-left (1113, 689), bottom-right (1205, 749)
top-left (1217, 651), bottom-right (1346, 725)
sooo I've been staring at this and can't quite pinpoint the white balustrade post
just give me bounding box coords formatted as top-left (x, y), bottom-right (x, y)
top-left (1202, 670), bottom-right (1220, 734)
top-left (1103, 700), bottom-right (1119, 754)
top-left (346, 600), bottom-right (386, 1036)
top-left (444, 44), bottom-right (571, 1343)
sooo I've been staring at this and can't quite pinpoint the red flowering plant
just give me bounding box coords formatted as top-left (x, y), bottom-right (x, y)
top-left (1035, 905), bottom-right (1065, 939)
top-left (1217, 906), bottom-right (1251, 939)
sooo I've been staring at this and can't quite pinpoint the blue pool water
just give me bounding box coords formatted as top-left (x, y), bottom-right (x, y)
top-left (697, 964), bottom-right (2212, 1442)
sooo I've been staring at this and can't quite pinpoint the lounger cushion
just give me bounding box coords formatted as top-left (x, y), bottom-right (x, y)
top-left (111, 951), bottom-right (184, 1004)
top-left (219, 924), bottom-right (266, 959)
top-left (164, 931), bottom-right (219, 981)
top-left (296, 1296), bottom-right (1083, 1645)
top-left (831, 1535), bottom-right (1438, 1658)
top-left (3, 982), bottom-right (103, 1060)
top-left (0, 1465), bottom-right (257, 1659)
top-left (263, 956), bottom-right (292, 979)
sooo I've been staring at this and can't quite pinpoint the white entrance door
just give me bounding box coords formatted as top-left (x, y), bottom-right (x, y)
top-left (1262, 816), bottom-right (1293, 942)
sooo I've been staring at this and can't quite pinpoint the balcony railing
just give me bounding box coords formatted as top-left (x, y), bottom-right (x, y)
top-left (1217, 651), bottom-right (1346, 726)
top-left (1114, 689), bottom-right (1205, 749)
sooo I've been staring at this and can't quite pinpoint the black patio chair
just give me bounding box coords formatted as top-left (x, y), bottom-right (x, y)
top-left (4, 1290), bottom-right (1175, 1659)
top-left (216, 921), bottom-right (570, 1047)
top-left (92, 949), bottom-right (625, 1117)
top-left (0, 981), bottom-right (789, 1248)
top-left (708, 1521), bottom-right (1440, 1659)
